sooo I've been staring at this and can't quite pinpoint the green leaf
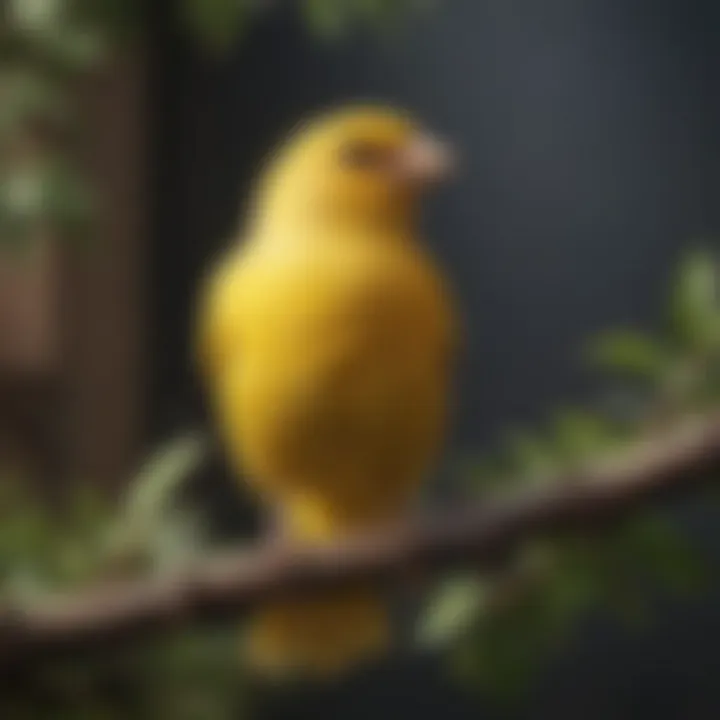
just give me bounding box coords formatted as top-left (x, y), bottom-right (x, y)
top-left (8, 0), bottom-right (64, 34)
top-left (25, 24), bottom-right (109, 69)
top-left (586, 329), bottom-right (672, 380)
top-left (110, 432), bottom-right (207, 557)
top-left (0, 70), bottom-right (70, 137)
top-left (0, 166), bottom-right (47, 224)
top-left (446, 516), bottom-right (706, 698)
top-left (125, 434), bottom-right (206, 523)
top-left (145, 510), bottom-right (206, 574)
top-left (503, 428), bottom-right (557, 479)
top-left (417, 574), bottom-right (487, 648)
top-left (551, 408), bottom-right (616, 464)
top-left (452, 585), bottom-right (562, 701)
top-left (0, 161), bottom-right (94, 249)
top-left (671, 248), bottom-right (720, 353)
top-left (620, 515), bottom-right (706, 597)
top-left (1, 567), bottom-right (49, 601)
top-left (544, 557), bottom-right (600, 624)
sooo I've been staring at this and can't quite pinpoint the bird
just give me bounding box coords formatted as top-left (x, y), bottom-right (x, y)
top-left (195, 104), bottom-right (459, 678)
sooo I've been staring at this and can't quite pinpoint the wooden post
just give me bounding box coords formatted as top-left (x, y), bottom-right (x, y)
top-left (62, 50), bottom-right (148, 490)
top-left (0, 48), bottom-right (148, 492)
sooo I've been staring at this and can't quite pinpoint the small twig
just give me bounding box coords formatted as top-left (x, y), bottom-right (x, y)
top-left (0, 412), bottom-right (718, 668)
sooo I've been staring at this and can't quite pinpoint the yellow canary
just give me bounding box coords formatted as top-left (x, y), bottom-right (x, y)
top-left (195, 105), bottom-right (459, 678)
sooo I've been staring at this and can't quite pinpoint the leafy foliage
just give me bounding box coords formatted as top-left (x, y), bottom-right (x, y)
top-left (671, 249), bottom-right (720, 353)
top-left (0, 434), bottom-right (251, 720)
top-left (0, 252), bottom-right (717, 715)
top-left (1, 0), bottom-right (719, 711)
top-left (418, 248), bottom-right (720, 701)
top-left (0, 2), bottom-right (428, 716)
top-left (0, 0), bottom-right (424, 251)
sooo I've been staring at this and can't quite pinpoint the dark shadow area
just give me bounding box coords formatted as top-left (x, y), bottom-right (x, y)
top-left (149, 1), bottom-right (720, 717)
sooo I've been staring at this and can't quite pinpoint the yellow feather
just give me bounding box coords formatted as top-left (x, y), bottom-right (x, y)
top-left (196, 105), bottom-right (459, 677)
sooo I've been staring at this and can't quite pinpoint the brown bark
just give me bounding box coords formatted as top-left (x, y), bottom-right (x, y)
top-left (1, 413), bottom-right (718, 668)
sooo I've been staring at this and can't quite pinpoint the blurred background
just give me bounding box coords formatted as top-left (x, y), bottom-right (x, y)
top-left (1, 1), bottom-right (719, 718)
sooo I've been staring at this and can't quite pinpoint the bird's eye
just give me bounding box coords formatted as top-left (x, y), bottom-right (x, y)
top-left (337, 141), bottom-right (388, 169)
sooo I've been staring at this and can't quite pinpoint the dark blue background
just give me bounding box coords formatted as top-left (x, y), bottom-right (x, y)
top-left (151, 2), bottom-right (720, 717)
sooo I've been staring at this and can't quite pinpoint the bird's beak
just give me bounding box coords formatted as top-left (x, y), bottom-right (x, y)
top-left (395, 133), bottom-right (456, 185)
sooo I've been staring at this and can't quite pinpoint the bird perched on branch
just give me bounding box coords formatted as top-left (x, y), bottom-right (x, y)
top-left (195, 105), bottom-right (459, 678)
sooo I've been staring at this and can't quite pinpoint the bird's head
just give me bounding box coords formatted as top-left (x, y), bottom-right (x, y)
top-left (251, 105), bottom-right (454, 234)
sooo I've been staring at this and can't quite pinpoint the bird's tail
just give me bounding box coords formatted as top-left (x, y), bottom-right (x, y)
top-left (244, 498), bottom-right (391, 679)
top-left (246, 586), bottom-right (389, 679)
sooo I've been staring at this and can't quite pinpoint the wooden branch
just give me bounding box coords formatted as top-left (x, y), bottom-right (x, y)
top-left (1, 413), bottom-right (719, 668)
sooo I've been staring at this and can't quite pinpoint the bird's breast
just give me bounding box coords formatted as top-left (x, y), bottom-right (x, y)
top-left (217, 237), bottom-right (456, 508)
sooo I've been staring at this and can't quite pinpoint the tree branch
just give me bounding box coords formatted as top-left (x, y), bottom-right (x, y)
top-left (2, 413), bottom-right (719, 668)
